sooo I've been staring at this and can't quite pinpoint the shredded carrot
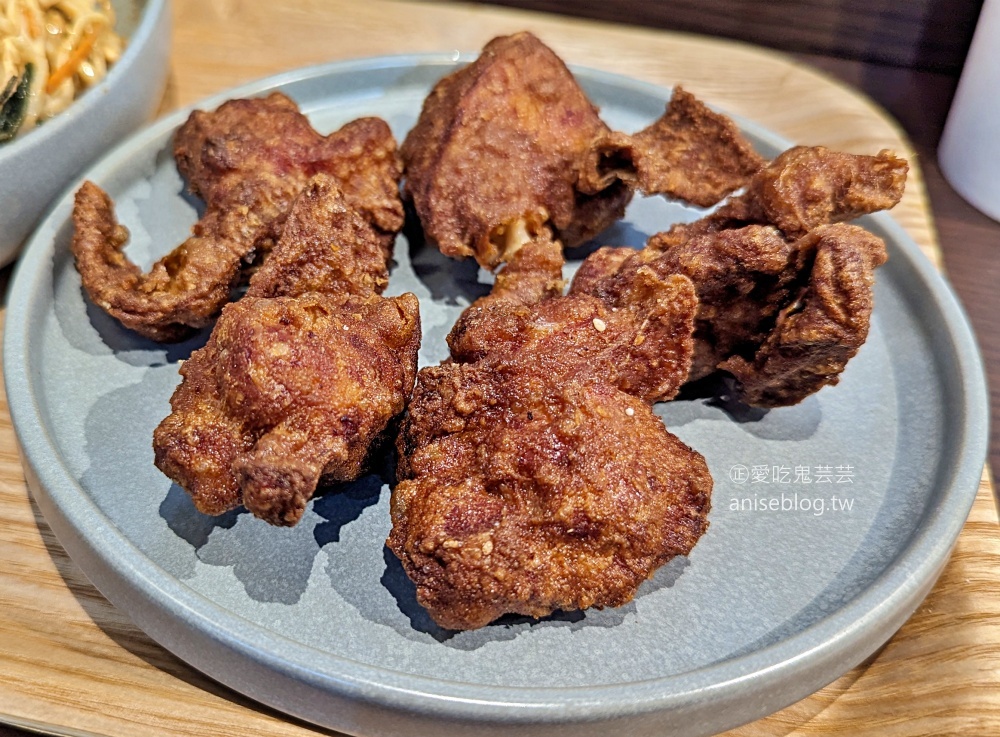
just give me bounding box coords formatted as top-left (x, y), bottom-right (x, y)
top-left (45, 26), bottom-right (97, 94)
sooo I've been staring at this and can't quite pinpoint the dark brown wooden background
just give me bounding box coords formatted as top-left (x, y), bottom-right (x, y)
top-left (475, 0), bottom-right (984, 72)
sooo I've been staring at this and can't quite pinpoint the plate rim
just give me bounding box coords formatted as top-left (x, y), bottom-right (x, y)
top-left (3, 53), bottom-right (989, 731)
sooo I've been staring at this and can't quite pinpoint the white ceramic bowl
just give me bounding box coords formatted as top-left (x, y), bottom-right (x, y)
top-left (0, 0), bottom-right (171, 267)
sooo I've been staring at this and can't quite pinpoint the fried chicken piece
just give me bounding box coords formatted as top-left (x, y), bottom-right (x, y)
top-left (471, 215), bottom-right (567, 308)
top-left (153, 176), bottom-right (420, 525)
top-left (712, 146), bottom-right (908, 237)
top-left (446, 285), bottom-right (697, 405)
top-left (572, 146), bottom-right (905, 407)
top-left (389, 231), bottom-right (710, 630)
top-left (402, 32), bottom-right (632, 269)
top-left (155, 291), bottom-right (419, 525)
top-left (73, 181), bottom-right (233, 342)
top-left (580, 86), bottom-right (765, 207)
top-left (648, 145), bottom-right (909, 249)
top-left (447, 275), bottom-right (699, 405)
top-left (243, 172), bottom-right (391, 300)
top-left (403, 34), bottom-right (764, 270)
top-left (72, 93), bottom-right (403, 341)
top-left (175, 94), bottom-right (404, 257)
top-left (447, 229), bottom-right (697, 403)
top-left (718, 224), bottom-right (887, 406)
top-left (574, 225), bottom-right (800, 382)
top-left (389, 373), bottom-right (711, 630)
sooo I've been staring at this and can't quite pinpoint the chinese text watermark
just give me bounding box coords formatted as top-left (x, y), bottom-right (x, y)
top-left (727, 463), bottom-right (858, 516)
top-left (729, 464), bottom-right (855, 485)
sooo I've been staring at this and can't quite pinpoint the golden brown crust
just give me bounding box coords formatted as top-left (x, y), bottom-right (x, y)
top-left (152, 335), bottom-right (249, 515)
top-left (402, 35), bottom-right (765, 269)
top-left (719, 223), bottom-right (887, 406)
top-left (155, 291), bottom-right (420, 525)
top-left (72, 181), bottom-right (239, 342)
top-left (153, 177), bottom-right (420, 526)
top-left (72, 93), bottom-right (403, 341)
top-left (631, 87), bottom-right (765, 204)
top-left (572, 145), bottom-right (906, 407)
top-left (390, 227), bottom-right (708, 630)
top-left (573, 227), bottom-right (801, 381)
top-left (401, 32), bottom-right (630, 268)
top-left (389, 375), bottom-right (711, 630)
top-left (448, 286), bottom-right (696, 404)
top-left (244, 174), bottom-right (390, 299)
top-left (711, 146), bottom-right (909, 236)
top-left (464, 224), bottom-right (566, 310)
top-left (448, 231), bottom-right (698, 404)
top-left (580, 87), bottom-right (765, 207)
top-left (173, 95), bottom-right (404, 255)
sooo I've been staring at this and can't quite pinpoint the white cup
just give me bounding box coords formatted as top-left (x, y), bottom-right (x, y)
top-left (939, 0), bottom-right (1000, 222)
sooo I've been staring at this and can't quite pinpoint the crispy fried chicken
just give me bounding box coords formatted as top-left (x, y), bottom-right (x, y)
top-left (571, 147), bottom-right (905, 407)
top-left (72, 93), bottom-right (404, 341)
top-left (389, 230), bottom-right (711, 630)
top-left (401, 32), bottom-right (762, 269)
top-left (579, 86), bottom-right (764, 207)
top-left (153, 175), bottom-right (420, 526)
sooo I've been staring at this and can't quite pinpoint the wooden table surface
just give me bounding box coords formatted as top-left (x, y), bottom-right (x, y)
top-left (1, 1), bottom-right (998, 736)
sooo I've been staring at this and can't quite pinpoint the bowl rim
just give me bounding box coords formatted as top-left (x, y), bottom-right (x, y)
top-left (0, 0), bottom-right (167, 165)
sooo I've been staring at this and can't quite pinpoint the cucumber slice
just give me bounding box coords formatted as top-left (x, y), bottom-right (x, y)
top-left (0, 75), bottom-right (18, 107)
top-left (0, 64), bottom-right (33, 144)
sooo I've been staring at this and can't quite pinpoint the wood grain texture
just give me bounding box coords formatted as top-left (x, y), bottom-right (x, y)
top-left (475, 0), bottom-right (984, 72)
top-left (0, 2), bottom-right (997, 736)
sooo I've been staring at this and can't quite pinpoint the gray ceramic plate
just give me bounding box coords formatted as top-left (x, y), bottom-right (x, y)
top-left (4, 57), bottom-right (988, 737)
